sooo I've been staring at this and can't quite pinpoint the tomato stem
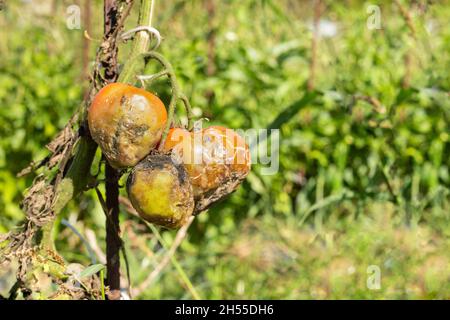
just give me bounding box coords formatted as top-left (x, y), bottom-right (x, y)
top-left (140, 51), bottom-right (195, 146)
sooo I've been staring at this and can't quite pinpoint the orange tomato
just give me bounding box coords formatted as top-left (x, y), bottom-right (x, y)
top-left (88, 83), bottom-right (167, 168)
top-left (163, 126), bottom-right (251, 198)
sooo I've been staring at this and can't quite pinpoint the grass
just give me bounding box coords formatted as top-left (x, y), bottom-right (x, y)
top-left (2, 198), bottom-right (448, 300)
top-left (141, 200), bottom-right (450, 299)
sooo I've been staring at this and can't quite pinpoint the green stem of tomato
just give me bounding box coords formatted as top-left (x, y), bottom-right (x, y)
top-left (118, 0), bottom-right (155, 84)
top-left (140, 51), bottom-right (195, 145)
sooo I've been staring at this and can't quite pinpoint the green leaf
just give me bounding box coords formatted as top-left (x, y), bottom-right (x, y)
top-left (246, 172), bottom-right (266, 195)
top-left (268, 91), bottom-right (318, 131)
top-left (80, 264), bottom-right (105, 279)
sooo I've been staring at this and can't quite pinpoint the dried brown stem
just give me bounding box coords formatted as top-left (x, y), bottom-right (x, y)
top-left (307, 0), bottom-right (322, 92)
top-left (394, 1), bottom-right (416, 89)
top-left (402, 51), bottom-right (412, 89)
top-left (394, 0), bottom-right (417, 39)
top-left (353, 94), bottom-right (386, 114)
top-left (103, 0), bottom-right (120, 82)
top-left (105, 163), bottom-right (121, 300)
top-left (103, 0), bottom-right (122, 300)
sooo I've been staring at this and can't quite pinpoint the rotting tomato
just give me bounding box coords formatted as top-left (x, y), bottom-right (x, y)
top-left (127, 154), bottom-right (194, 229)
top-left (88, 83), bottom-right (167, 169)
top-left (163, 126), bottom-right (251, 212)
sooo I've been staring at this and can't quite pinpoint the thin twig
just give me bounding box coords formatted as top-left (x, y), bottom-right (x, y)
top-left (394, 0), bottom-right (417, 39)
top-left (141, 51), bottom-right (195, 139)
top-left (16, 155), bottom-right (51, 178)
top-left (85, 229), bottom-right (107, 264)
top-left (119, 196), bottom-right (200, 299)
top-left (61, 219), bottom-right (97, 264)
top-left (113, 0), bottom-right (135, 39)
top-left (307, 0), bottom-right (322, 92)
top-left (379, 164), bottom-right (402, 206)
top-left (394, 0), bottom-right (416, 89)
top-left (353, 94), bottom-right (386, 114)
top-left (132, 216), bottom-right (194, 297)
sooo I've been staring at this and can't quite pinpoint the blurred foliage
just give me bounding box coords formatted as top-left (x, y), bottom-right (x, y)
top-left (0, 0), bottom-right (449, 299)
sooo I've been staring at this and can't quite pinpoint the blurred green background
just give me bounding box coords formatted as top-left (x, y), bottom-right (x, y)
top-left (0, 0), bottom-right (449, 299)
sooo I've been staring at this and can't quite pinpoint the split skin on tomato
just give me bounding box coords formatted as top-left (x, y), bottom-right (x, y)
top-left (163, 126), bottom-right (251, 212)
top-left (127, 154), bottom-right (194, 229)
top-left (88, 83), bottom-right (167, 169)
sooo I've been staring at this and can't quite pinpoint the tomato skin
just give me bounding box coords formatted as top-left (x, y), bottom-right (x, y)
top-left (163, 126), bottom-right (251, 204)
top-left (163, 127), bottom-right (191, 152)
top-left (88, 83), bottom-right (167, 168)
top-left (127, 154), bottom-right (194, 229)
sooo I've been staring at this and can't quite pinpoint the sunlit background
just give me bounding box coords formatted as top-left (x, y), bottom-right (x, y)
top-left (0, 0), bottom-right (449, 299)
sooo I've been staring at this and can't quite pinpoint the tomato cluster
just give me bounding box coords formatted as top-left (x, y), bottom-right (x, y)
top-left (88, 83), bottom-right (250, 228)
top-left (163, 126), bottom-right (251, 212)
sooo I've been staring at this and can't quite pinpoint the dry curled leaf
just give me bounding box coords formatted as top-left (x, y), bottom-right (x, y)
top-left (22, 175), bottom-right (55, 226)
